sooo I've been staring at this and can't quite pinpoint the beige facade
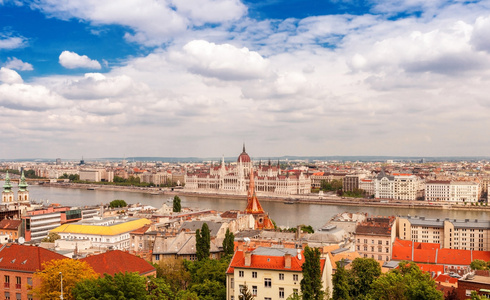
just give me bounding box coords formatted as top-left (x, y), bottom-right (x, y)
top-left (355, 216), bottom-right (396, 261)
top-left (375, 171), bottom-right (420, 200)
top-left (397, 216), bottom-right (490, 251)
top-left (226, 247), bottom-right (332, 300)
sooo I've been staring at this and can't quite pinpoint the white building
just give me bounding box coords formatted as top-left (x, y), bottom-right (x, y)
top-left (425, 180), bottom-right (480, 203)
top-left (50, 217), bottom-right (151, 250)
top-left (375, 170), bottom-right (420, 200)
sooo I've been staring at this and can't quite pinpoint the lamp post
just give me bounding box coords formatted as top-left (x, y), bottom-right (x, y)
top-left (59, 272), bottom-right (63, 300)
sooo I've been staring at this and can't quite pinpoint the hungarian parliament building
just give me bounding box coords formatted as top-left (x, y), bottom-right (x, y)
top-left (184, 145), bottom-right (311, 196)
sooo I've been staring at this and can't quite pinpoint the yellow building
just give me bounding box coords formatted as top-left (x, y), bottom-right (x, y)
top-left (51, 217), bottom-right (151, 250)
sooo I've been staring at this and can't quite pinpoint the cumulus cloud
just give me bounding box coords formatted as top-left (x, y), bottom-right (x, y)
top-left (171, 0), bottom-right (246, 26)
top-left (57, 73), bottom-right (142, 100)
top-left (471, 16), bottom-right (490, 53)
top-left (29, 0), bottom-right (244, 46)
top-left (0, 34), bottom-right (27, 49)
top-left (0, 83), bottom-right (69, 111)
top-left (59, 51), bottom-right (101, 69)
top-left (173, 40), bottom-right (270, 80)
top-left (0, 68), bottom-right (23, 84)
top-left (3, 57), bottom-right (33, 71)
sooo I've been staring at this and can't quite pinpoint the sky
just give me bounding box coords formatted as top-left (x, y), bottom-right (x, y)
top-left (1, 0), bottom-right (490, 159)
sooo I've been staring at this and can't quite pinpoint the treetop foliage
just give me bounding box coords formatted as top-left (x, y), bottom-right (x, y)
top-left (109, 199), bottom-right (127, 208)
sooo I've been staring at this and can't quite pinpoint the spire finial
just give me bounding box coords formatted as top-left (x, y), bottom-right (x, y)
top-left (243, 143), bottom-right (246, 153)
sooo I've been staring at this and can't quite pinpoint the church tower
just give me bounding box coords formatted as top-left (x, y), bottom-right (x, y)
top-left (245, 168), bottom-right (274, 230)
top-left (2, 171), bottom-right (14, 203)
top-left (17, 169), bottom-right (29, 203)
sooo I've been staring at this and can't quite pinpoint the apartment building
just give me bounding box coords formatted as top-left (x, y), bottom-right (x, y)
top-left (226, 247), bottom-right (331, 300)
top-left (425, 180), bottom-right (480, 203)
top-left (375, 170), bottom-right (420, 200)
top-left (354, 216), bottom-right (396, 261)
top-left (397, 216), bottom-right (490, 251)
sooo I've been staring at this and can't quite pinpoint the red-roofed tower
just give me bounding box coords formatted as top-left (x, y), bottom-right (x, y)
top-left (245, 169), bottom-right (274, 230)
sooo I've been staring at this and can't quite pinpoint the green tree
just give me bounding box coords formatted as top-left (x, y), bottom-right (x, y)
top-left (147, 276), bottom-right (174, 300)
top-left (173, 195), bottom-right (182, 213)
top-left (222, 228), bottom-right (235, 256)
top-left (73, 272), bottom-right (149, 300)
top-left (156, 257), bottom-right (191, 293)
top-left (471, 259), bottom-right (489, 270)
top-left (369, 261), bottom-right (443, 300)
top-left (445, 287), bottom-right (458, 300)
top-left (68, 174), bottom-right (80, 181)
top-left (470, 291), bottom-right (484, 300)
top-left (196, 223), bottom-right (211, 261)
top-left (183, 257), bottom-right (230, 300)
top-left (42, 232), bottom-right (61, 242)
top-left (332, 260), bottom-right (351, 300)
top-left (239, 284), bottom-right (254, 300)
top-left (350, 257), bottom-right (382, 298)
top-left (301, 246), bottom-right (324, 300)
top-left (109, 199), bottom-right (127, 208)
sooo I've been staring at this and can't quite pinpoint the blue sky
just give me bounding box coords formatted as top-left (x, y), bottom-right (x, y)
top-left (1, 0), bottom-right (490, 159)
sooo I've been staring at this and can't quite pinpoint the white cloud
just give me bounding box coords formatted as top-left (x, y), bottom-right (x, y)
top-left (4, 57), bottom-right (34, 71)
top-left (171, 0), bottom-right (246, 26)
top-left (173, 40), bottom-right (270, 80)
top-left (0, 83), bottom-right (69, 111)
top-left (0, 67), bottom-right (23, 84)
top-left (57, 73), bottom-right (143, 100)
top-left (59, 51), bottom-right (101, 69)
top-left (0, 35), bottom-right (26, 49)
top-left (471, 15), bottom-right (490, 53)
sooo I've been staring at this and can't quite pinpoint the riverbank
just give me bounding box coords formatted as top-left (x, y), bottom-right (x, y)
top-left (40, 182), bottom-right (490, 212)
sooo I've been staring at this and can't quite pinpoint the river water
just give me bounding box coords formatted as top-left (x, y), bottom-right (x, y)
top-left (17, 184), bottom-right (490, 229)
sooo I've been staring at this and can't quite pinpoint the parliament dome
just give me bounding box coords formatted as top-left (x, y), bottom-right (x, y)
top-left (237, 144), bottom-right (251, 163)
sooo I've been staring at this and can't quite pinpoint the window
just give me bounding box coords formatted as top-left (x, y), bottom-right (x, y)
top-left (279, 273), bottom-right (284, 280)
top-left (230, 278), bottom-right (234, 289)
top-left (155, 254), bottom-right (160, 261)
top-left (264, 278), bottom-right (271, 288)
top-left (27, 278), bottom-right (32, 290)
top-left (293, 274), bottom-right (299, 281)
top-left (265, 298), bottom-right (272, 300)
top-left (5, 292), bottom-right (10, 300)
top-left (293, 289), bottom-right (298, 295)
top-left (239, 270), bottom-right (244, 277)
top-left (4, 275), bottom-right (10, 288)
top-left (279, 287), bottom-right (285, 298)
top-left (15, 294), bottom-right (20, 300)
top-left (252, 286), bottom-right (257, 296)
top-left (252, 271), bottom-right (257, 278)
top-left (15, 277), bottom-right (21, 289)
top-left (239, 285), bottom-right (245, 295)
top-left (231, 297), bottom-right (234, 300)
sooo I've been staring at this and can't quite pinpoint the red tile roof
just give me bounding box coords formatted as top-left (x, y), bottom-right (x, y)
top-left (81, 250), bottom-right (155, 277)
top-left (227, 249), bottom-right (326, 274)
top-left (0, 219), bottom-right (22, 230)
top-left (0, 244), bottom-right (66, 273)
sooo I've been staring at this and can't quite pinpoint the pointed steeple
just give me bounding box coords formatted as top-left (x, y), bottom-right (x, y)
top-left (243, 143), bottom-right (246, 153)
top-left (245, 168), bottom-right (265, 214)
top-left (18, 169), bottom-right (28, 192)
top-left (3, 171), bottom-right (12, 192)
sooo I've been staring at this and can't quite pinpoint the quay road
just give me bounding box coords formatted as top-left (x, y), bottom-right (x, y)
top-left (20, 182), bottom-right (490, 229)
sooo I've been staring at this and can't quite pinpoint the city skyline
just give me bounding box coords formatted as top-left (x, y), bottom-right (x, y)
top-left (1, 1), bottom-right (490, 159)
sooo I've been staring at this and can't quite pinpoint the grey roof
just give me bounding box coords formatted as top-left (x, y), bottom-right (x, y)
top-left (178, 220), bottom-right (223, 237)
top-left (252, 247), bottom-right (299, 257)
top-left (404, 216), bottom-right (490, 229)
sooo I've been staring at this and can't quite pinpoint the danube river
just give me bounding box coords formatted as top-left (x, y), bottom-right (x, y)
top-left (20, 184), bottom-right (490, 229)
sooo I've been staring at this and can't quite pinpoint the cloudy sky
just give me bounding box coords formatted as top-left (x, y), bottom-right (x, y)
top-left (1, 0), bottom-right (490, 159)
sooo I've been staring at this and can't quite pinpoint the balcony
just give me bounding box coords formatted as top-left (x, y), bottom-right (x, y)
top-left (4, 282), bottom-right (9, 288)
top-left (15, 284), bottom-right (21, 289)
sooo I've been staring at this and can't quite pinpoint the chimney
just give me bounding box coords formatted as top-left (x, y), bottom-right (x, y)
top-left (285, 253), bottom-right (291, 269)
top-left (244, 250), bottom-right (252, 267)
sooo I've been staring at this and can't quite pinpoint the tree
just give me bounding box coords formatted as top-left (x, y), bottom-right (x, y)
top-left (369, 261), bottom-right (443, 300)
top-left (173, 195), bottom-right (182, 212)
top-left (109, 199), bottom-right (127, 208)
top-left (470, 291), bottom-right (484, 300)
top-left (73, 272), bottom-right (149, 300)
top-left (222, 228), bottom-right (235, 256)
top-left (196, 223), bottom-right (210, 261)
top-left (33, 259), bottom-right (98, 300)
top-left (183, 256), bottom-right (230, 300)
top-left (471, 259), bottom-right (489, 270)
top-left (42, 232), bottom-right (61, 242)
top-left (445, 287), bottom-right (458, 300)
top-left (147, 276), bottom-right (174, 300)
top-left (349, 257), bottom-right (382, 298)
top-left (301, 246), bottom-right (324, 300)
top-left (156, 257), bottom-right (191, 293)
top-left (332, 260), bottom-right (351, 300)
top-left (239, 284), bottom-right (254, 300)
